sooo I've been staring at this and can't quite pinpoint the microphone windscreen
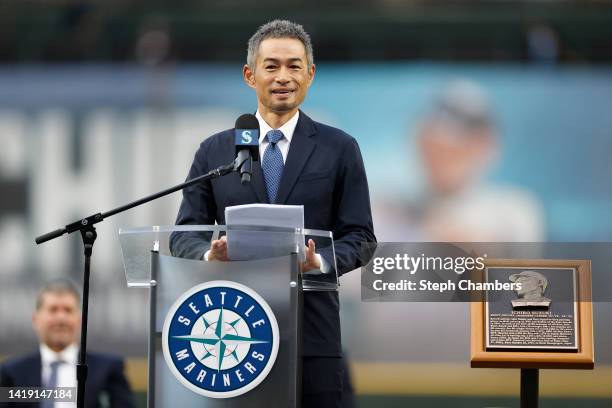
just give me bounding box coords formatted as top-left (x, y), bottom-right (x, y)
top-left (235, 113), bottom-right (259, 131)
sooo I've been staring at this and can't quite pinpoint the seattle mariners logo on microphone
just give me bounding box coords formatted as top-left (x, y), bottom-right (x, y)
top-left (162, 281), bottom-right (279, 398)
top-left (240, 130), bottom-right (253, 144)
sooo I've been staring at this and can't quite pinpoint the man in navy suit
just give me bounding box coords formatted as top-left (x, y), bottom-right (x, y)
top-left (172, 19), bottom-right (375, 407)
top-left (0, 280), bottom-right (134, 408)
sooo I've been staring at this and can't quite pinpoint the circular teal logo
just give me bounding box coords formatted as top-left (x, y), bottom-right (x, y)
top-left (162, 281), bottom-right (279, 398)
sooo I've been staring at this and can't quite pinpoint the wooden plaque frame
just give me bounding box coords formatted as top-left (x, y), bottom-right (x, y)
top-left (470, 258), bottom-right (594, 369)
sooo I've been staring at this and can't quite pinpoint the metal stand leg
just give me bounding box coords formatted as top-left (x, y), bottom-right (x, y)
top-left (148, 250), bottom-right (159, 408)
top-left (520, 368), bottom-right (539, 408)
top-left (76, 226), bottom-right (97, 408)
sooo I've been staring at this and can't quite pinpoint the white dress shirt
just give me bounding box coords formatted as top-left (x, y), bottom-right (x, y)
top-left (256, 110), bottom-right (299, 163)
top-left (40, 342), bottom-right (78, 407)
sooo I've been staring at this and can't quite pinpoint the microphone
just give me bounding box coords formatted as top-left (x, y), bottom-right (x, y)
top-left (234, 114), bottom-right (260, 185)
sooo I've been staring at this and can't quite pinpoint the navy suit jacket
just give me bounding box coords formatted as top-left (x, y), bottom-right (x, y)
top-left (0, 351), bottom-right (134, 408)
top-left (171, 111), bottom-right (376, 356)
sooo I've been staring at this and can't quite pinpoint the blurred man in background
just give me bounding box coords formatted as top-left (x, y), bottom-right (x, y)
top-left (0, 280), bottom-right (134, 408)
top-left (353, 80), bottom-right (547, 381)
top-left (411, 80), bottom-right (544, 242)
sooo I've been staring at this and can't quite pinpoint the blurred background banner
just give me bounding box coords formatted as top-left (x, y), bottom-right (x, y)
top-left (1, 1), bottom-right (612, 406)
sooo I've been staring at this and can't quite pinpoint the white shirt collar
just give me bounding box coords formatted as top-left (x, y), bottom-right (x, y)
top-left (256, 110), bottom-right (300, 143)
top-left (40, 343), bottom-right (79, 365)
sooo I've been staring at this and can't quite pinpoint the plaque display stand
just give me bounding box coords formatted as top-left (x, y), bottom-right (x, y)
top-left (520, 368), bottom-right (538, 408)
top-left (470, 259), bottom-right (594, 408)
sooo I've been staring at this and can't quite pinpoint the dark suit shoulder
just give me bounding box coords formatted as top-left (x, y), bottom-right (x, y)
top-left (1, 352), bottom-right (39, 372)
top-left (312, 120), bottom-right (353, 139)
top-left (192, 129), bottom-right (234, 170)
top-left (199, 128), bottom-right (234, 151)
top-left (1, 352), bottom-right (40, 388)
top-left (310, 119), bottom-right (357, 150)
top-left (87, 351), bottom-right (124, 365)
top-left (85, 351), bottom-right (134, 408)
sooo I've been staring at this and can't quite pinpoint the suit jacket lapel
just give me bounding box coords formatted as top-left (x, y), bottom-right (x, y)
top-left (275, 111), bottom-right (316, 204)
top-left (250, 160), bottom-right (269, 203)
top-left (24, 353), bottom-right (43, 387)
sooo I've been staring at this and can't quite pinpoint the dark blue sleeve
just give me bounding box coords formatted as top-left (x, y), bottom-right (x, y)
top-left (320, 137), bottom-right (376, 275)
top-left (105, 358), bottom-right (135, 408)
top-left (170, 140), bottom-right (217, 260)
top-left (0, 364), bottom-right (18, 408)
top-left (0, 363), bottom-right (13, 387)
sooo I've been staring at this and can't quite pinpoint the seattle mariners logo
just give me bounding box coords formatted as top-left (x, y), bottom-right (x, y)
top-left (162, 281), bottom-right (279, 398)
top-left (241, 130), bottom-right (253, 144)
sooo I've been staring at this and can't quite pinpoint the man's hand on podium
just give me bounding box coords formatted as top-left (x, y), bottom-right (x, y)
top-left (208, 235), bottom-right (229, 261)
top-left (300, 239), bottom-right (321, 273)
top-left (207, 236), bottom-right (322, 273)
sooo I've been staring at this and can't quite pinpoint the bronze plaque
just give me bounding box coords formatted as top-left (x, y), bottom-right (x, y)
top-left (485, 266), bottom-right (578, 351)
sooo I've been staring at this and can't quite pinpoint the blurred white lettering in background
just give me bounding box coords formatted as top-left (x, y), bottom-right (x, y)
top-left (0, 108), bottom-right (235, 352)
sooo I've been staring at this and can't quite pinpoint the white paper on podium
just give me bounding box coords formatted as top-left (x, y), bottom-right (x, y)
top-left (225, 204), bottom-right (304, 261)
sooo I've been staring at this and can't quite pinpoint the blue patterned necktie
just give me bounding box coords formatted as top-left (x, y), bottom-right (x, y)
top-left (42, 360), bottom-right (63, 408)
top-left (262, 129), bottom-right (285, 203)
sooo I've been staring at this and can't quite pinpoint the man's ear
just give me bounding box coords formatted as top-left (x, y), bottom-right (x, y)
top-left (308, 63), bottom-right (316, 86)
top-left (243, 64), bottom-right (256, 89)
top-left (32, 312), bottom-right (38, 331)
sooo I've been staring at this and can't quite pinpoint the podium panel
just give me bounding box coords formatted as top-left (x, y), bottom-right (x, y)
top-left (118, 225), bottom-right (337, 408)
top-left (150, 252), bottom-right (300, 407)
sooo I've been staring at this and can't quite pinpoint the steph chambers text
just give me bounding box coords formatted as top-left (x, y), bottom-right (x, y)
top-left (372, 279), bottom-right (521, 292)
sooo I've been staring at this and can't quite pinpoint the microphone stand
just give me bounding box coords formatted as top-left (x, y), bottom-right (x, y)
top-left (35, 159), bottom-right (240, 408)
top-left (235, 149), bottom-right (253, 184)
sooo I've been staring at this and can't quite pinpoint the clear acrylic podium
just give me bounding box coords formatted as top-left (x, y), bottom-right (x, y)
top-left (118, 225), bottom-right (337, 408)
